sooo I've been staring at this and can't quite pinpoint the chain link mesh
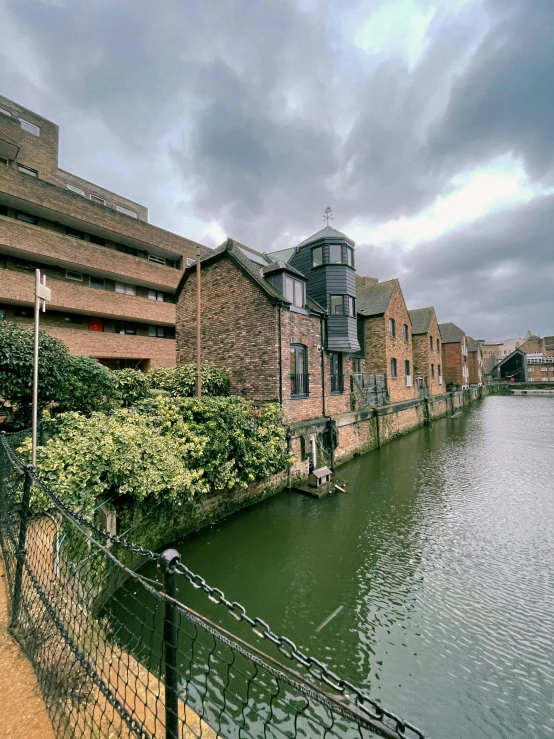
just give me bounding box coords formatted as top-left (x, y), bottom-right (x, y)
top-left (0, 431), bottom-right (425, 739)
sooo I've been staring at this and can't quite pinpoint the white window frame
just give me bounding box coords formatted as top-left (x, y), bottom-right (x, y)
top-left (0, 107), bottom-right (12, 117)
top-left (115, 204), bottom-right (137, 218)
top-left (148, 290), bottom-right (164, 302)
top-left (90, 194), bottom-right (106, 205)
top-left (20, 118), bottom-right (40, 136)
top-left (66, 270), bottom-right (83, 282)
top-left (148, 254), bottom-right (166, 266)
top-left (115, 282), bottom-right (136, 296)
top-left (66, 184), bottom-right (86, 196)
top-left (18, 165), bottom-right (38, 177)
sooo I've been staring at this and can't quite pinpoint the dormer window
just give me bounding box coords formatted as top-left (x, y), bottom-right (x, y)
top-left (284, 276), bottom-right (305, 308)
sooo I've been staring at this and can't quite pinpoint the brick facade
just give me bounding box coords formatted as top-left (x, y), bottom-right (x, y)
top-left (360, 284), bottom-right (416, 403)
top-left (0, 95), bottom-right (209, 367)
top-left (411, 310), bottom-right (443, 395)
top-left (467, 345), bottom-right (483, 385)
top-left (441, 340), bottom-right (469, 388)
top-left (519, 337), bottom-right (546, 355)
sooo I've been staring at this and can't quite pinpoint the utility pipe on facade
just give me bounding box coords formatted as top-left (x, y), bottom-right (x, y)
top-left (195, 246), bottom-right (202, 397)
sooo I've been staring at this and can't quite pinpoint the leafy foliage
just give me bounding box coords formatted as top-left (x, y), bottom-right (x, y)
top-left (147, 364), bottom-right (230, 397)
top-left (0, 322), bottom-right (69, 428)
top-left (18, 397), bottom-right (289, 516)
top-left (112, 368), bottom-right (151, 407)
top-left (57, 355), bottom-right (117, 414)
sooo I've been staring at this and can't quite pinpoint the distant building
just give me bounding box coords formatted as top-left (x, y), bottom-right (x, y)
top-left (479, 336), bottom-right (525, 372)
top-left (526, 353), bottom-right (554, 382)
top-left (408, 306), bottom-right (443, 396)
top-left (439, 322), bottom-right (469, 389)
top-left (490, 349), bottom-right (527, 381)
top-left (467, 337), bottom-right (483, 386)
top-left (519, 335), bottom-right (547, 355)
top-left (0, 94), bottom-right (208, 368)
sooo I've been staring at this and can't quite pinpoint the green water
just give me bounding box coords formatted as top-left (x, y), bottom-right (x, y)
top-left (130, 396), bottom-right (554, 738)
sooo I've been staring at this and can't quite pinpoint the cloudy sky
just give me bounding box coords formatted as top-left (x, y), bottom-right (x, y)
top-left (1, 0), bottom-right (552, 339)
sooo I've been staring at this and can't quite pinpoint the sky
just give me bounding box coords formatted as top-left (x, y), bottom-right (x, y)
top-left (1, 0), bottom-right (553, 340)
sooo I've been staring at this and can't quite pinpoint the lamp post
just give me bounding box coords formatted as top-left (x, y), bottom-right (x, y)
top-left (32, 268), bottom-right (51, 465)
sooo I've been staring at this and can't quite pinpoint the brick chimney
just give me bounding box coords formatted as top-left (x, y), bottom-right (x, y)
top-left (356, 275), bottom-right (379, 288)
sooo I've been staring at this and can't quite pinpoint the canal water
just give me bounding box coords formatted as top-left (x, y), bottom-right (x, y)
top-left (130, 396), bottom-right (554, 738)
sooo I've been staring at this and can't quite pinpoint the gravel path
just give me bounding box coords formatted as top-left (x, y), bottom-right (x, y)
top-left (0, 560), bottom-right (55, 739)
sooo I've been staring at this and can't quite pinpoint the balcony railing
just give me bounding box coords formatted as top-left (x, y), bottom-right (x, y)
top-left (290, 373), bottom-right (309, 397)
top-left (351, 372), bottom-right (388, 406)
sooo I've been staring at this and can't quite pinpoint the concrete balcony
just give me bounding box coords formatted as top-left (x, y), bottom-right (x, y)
top-left (0, 166), bottom-right (207, 261)
top-left (0, 268), bottom-right (175, 325)
top-left (0, 214), bottom-right (181, 291)
top-left (43, 326), bottom-right (176, 368)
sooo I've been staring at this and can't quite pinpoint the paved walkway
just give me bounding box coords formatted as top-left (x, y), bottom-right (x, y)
top-left (0, 559), bottom-right (55, 739)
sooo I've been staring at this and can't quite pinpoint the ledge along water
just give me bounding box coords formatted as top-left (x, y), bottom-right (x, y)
top-left (114, 395), bottom-right (554, 739)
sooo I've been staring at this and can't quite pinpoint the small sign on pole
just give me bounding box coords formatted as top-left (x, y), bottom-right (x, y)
top-left (32, 269), bottom-right (51, 466)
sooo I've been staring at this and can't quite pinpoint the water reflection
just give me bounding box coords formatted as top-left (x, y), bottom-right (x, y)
top-left (127, 397), bottom-right (553, 739)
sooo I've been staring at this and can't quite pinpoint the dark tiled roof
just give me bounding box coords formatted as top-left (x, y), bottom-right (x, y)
top-left (261, 261), bottom-right (305, 278)
top-left (408, 307), bottom-right (435, 335)
top-left (466, 336), bottom-right (480, 352)
top-left (439, 322), bottom-right (466, 343)
top-left (297, 225), bottom-right (354, 247)
top-left (357, 279), bottom-right (398, 316)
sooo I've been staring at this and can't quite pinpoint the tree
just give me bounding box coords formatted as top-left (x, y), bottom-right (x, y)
top-left (57, 355), bottom-right (117, 415)
top-left (0, 322), bottom-right (69, 429)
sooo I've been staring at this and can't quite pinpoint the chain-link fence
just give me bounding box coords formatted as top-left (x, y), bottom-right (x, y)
top-left (0, 431), bottom-right (425, 739)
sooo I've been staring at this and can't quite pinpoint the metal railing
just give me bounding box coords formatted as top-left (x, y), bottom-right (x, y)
top-left (351, 373), bottom-right (388, 406)
top-left (0, 431), bottom-right (426, 739)
top-left (290, 373), bottom-right (309, 397)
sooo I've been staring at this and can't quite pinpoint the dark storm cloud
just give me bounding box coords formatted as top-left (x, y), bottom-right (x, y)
top-left (1, 0), bottom-right (553, 334)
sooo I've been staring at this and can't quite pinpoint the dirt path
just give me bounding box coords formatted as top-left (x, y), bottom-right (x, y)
top-left (0, 559), bottom-right (55, 739)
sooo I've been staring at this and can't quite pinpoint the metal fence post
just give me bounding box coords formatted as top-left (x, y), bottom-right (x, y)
top-left (11, 464), bottom-right (33, 629)
top-left (161, 548), bottom-right (181, 739)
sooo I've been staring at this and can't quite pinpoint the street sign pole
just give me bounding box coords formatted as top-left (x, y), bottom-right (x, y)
top-left (32, 269), bottom-right (51, 465)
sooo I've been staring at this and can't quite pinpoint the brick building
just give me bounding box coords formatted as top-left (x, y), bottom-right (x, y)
top-left (0, 95), bottom-right (208, 368)
top-left (525, 353), bottom-right (554, 382)
top-left (357, 279), bottom-right (416, 403)
top-left (519, 335), bottom-right (548, 355)
top-left (467, 336), bottom-right (483, 385)
top-left (408, 306), bottom-right (443, 396)
top-left (439, 322), bottom-right (469, 389)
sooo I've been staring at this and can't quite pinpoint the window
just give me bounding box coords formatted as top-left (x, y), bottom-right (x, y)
top-left (66, 270), bottom-right (83, 282)
top-left (90, 234), bottom-right (106, 246)
top-left (284, 276), bottom-right (305, 308)
top-left (330, 295), bottom-right (344, 315)
top-left (430, 335), bottom-right (433, 350)
top-left (89, 276), bottom-right (105, 290)
top-left (389, 317), bottom-right (396, 337)
top-left (352, 358), bottom-right (361, 373)
top-left (437, 339), bottom-right (440, 352)
top-left (117, 244), bottom-right (138, 257)
top-left (390, 357), bottom-right (397, 378)
top-left (90, 194), bottom-right (106, 205)
top-left (67, 184), bottom-right (85, 196)
top-left (66, 226), bottom-right (85, 240)
top-left (290, 344), bottom-right (309, 397)
top-left (438, 364), bottom-right (441, 378)
top-left (431, 363), bottom-right (435, 379)
top-left (148, 290), bottom-right (164, 302)
top-left (148, 254), bottom-right (166, 266)
top-left (16, 211), bottom-right (37, 225)
top-left (64, 314), bottom-right (83, 324)
top-left (312, 246), bottom-right (323, 267)
top-left (403, 324), bottom-right (409, 342)
top-left (89, 318), bottom-right (103, 332)
top-left (14, 306), bottom-right (33, 317)
top-left (186, 258), bottom-right (196, 267)
top-left (15, 260), bottom-right (36, 271)
top-left (330, 352), bottom-right (344, 393)
top-left (148, 325), bottom-right (166, 338)
top-left (528, 366), bottom-right (535, 373)
top-left (0, 205), bottom-right (7, 217)
top-left (0, 107), bottom-right (12, 117)
top-left (18, 165), bottom-right (38, 177)
top-left (115, 205), bottom-right (137, 218)
top-left (116, 282), bottom-right (136, 296)
top-left (20, 119), bottom-right (40, 135)
top-left (405, 360), bottom-right (412, 386)
top-left (115, 321), bottom-right (136, 335)
top-left (347, 296), bottom-right (356, 317)
top-left (329, 244), bottom-right (342, 263)
top-left (345, 246), bottom-right (354, 267)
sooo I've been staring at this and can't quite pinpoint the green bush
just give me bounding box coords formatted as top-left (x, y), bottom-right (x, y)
top-left (57, 355), bottom-right (117, 414)
top-left (112, 368), bottom-right (151, 407)
top-left (0, 322), bottom-right (69, 429)
top-left (147, 364), bottom-right (230, 397)
top-left (18, 397), bottom-right (289, 516)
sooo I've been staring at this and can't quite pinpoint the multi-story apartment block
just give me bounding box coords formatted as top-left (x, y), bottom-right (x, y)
top-left (408, 306), bottom-right (443, 395)
top-left (439, 322), bottom-right (469, 389)
top-left (0, 95), bottom-right (208, 368)
top-left (467, 337), bottom-right (483, 385)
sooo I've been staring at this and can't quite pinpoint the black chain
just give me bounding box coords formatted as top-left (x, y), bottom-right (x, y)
top-left (173, 560), bottom-right (426, 739)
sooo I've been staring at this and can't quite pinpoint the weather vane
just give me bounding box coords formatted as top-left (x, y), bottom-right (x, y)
top-left (323, 206), bottom-right (333, 226)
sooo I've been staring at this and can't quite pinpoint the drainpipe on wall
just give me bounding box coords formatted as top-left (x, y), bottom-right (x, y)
top-left (278, 307), bottom-right (283, 405)
top-left (320, 316), bottom-right (326, 417)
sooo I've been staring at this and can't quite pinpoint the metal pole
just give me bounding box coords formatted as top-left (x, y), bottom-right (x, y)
top-left (195, 246), bottom-right (202, 397)
top-left (31, 269), bottom-right (40, 466)
top-left (11, 464), bottom-right (33, 629)
top-left (161, 548), bottom-right (181, 739)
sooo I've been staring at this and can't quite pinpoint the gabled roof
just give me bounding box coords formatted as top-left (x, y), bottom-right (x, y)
top-left (261, 260), bottom-right (305, 278)
top-left (357, 279), bottom-right (399, 317)
top-left (408, 307), bottom-right (435, 335)
top-left (489, 348), bottom-right (526, 373)
top-left (297, 225), bottom-right (355, 248)
top-left (466, 336), bottom-right (480, 352)
top-left (439, 322), bottom-right (466, 344)
top-left (174, 238), bottom-right (325, 313)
